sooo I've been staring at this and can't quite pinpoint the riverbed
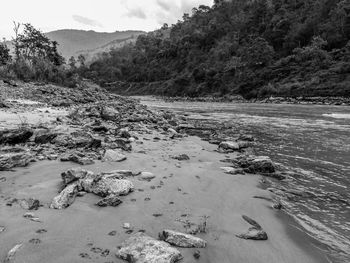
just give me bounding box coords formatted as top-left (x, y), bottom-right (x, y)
top-left (140, 96), bottom-right (350, 263)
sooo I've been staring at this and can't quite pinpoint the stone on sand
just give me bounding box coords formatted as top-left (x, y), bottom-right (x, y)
top-left (50, 182), bottom-right (80, 209)
top-left (160, 229), bottom-right (207, 248)
top-left (116, 232), bottom-right (182, 263)
top-left (81, 175), bottom-right (134, 197)
top-left (61, 168), bottom-right (93, 186)
top-left (102, 149), bottom-right (127, 162)
top-left (96, 195), bottom-right (123, 207)
top-left (139, 172), bottom-right (156, 181)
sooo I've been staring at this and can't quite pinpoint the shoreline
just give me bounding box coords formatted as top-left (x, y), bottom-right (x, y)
top-left (0, 81), bottom-right (331, 262)
top-left (158, 95), bottom-right (350, 106)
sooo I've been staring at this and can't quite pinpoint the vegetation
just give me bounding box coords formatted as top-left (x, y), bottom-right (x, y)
top-left (0, 23), bottom-right (79, 87)
top-left (82, 0), bottom-right (350, 98)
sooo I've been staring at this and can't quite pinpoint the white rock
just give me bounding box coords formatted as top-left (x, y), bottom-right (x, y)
top-left (219, 141), bottom-right (240, 150)
top-left (139, 172), bottom-right (156, 181)
top-left (50, 182), bottom-right (80, 209)
top-left (116, 232), bottom-right (182, 263)
top-left (102, 149), bottom-right (127, 162)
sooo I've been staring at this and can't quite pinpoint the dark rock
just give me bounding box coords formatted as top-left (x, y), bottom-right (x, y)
top-left (172, 154), bottom-right (190, 161)
top-left (193, 250), bottom-right (201, 259)
top-left (61, 168), bottom-right (93, 186)
top-left (34, 132), bottom-right (58, 144)
top-left (0, 129), bottom-right (33, 145)
top-left (234, 155), bottom-right (275, 174)
top-left (96, 195), bottom-right (123, 207)
top-left (19, 198), bottom-right (40, 210)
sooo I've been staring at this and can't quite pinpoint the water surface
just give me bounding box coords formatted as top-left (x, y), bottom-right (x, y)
top-left (140, 97), bottom-right (350, 262)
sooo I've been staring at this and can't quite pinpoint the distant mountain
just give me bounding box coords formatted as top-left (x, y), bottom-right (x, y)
top-left (45, 29), bottom-right (145, 59)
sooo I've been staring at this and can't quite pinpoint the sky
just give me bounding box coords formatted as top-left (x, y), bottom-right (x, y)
top-left (0, 0), bottom-right (213, 40)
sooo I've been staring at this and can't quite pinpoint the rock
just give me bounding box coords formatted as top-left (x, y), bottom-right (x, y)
top-left (160, 230), bottom-right (207, 248)
top-left (19, 198), bottom-right (40, 210)
top-left (34, 132), bottom-right (58, 144)
top-left (236, 215), bottom-right (268, 241)
top-left (238, 134), bottom-right (254, 141)
top-left (0, 148), bottom-right (33, 171)
top-left (234, 155), bottom-right (275, 174)
top-left (4, 244), bottom-right (23, 263)
top-left (171, 154), bottom-right (190, 161)
top-left (0, 226), bottom-right (5, 233)
top-left (139, 172), bottom-right (156, 181)
top-left (0, 128), bottom-right (33, 145)
top-left (81, 174), bottom-right (134, 197)
top-left (102, 149), bottom-right (127, 162)
top-left (193, 250), bottom-right (201, 259)
top-left (220, 167), bottom-right (245, 175)
top-left (119, 128), bottom-right (131, 138)
top-left (96, 195), bottom-right (123, 207)
top-left (114, 138), bottom-right (132, 151)
top-left (61, 168), bottom-right (93, 186)
top-left (101, 106), bottom-right (119, 121)
top-left (116, 232), bottom-right (182, 263)
top-left (60, 154), bottom-right (94, 165)
top-left (0, 100), bottom-right (9, 108)
top-left (123, 223), bottom-right (131, 229)
top-left (50, 182), bottom-right (80, 209)
top-left (236, 227), bottom-right (268, 240)
top-left (219, 141), bottom-right (240, 151)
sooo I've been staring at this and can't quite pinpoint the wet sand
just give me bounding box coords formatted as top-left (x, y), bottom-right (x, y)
top-left (0, 131), bottom-right (329, 262)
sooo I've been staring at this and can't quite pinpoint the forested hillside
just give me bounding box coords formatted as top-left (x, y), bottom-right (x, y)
top-left (84, 0), bottom-right (350, 98)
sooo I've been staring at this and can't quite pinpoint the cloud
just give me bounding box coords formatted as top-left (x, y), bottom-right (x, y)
top-left (154, 0), bottom-right (213, 26)
top-left (72, 15), bottom-right (103, 27)
top-left (156, 0), bottom-right (172, 11)
top-left (125, 7), bottom-right (147, 19)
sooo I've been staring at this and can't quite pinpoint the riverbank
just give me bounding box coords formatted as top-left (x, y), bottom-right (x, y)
top-left (0, 81), bottom-right (330, 262)
top-left (160, 95), bottom-right (350, 106)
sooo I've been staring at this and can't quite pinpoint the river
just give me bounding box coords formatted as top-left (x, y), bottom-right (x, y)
top-left (140, 96), bottom-right (350, 263)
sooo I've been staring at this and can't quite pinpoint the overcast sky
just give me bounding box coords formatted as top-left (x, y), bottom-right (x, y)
top-left (0, 0), bottom-right (213, 39)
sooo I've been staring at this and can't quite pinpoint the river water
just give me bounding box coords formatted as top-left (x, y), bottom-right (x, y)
top-left (140, 97), bottom-right (350, 263)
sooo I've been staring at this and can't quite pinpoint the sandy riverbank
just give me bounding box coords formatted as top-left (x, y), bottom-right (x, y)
top-left (0, 81), bottom-right (329, 262)
top-left (0, 133), bottom-right (329, 263)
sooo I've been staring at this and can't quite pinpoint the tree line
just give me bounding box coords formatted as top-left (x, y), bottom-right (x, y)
top-left (82, 0), bottom-right (350, 98)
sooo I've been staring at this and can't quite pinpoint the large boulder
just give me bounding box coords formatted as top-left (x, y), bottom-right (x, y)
top-left (50, 182), bottom-right (80, 209)
top-left (160, 230), bottom-right (207, 248)
top-left (116, 232), bottom-right (182, 263)
top-left (0, 129), bottom-right (33, 145)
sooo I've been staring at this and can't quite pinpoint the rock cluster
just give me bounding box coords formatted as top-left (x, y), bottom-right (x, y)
top-left (50, 168), bottom-right (134, 209)
top-left (0, 81), bottom-right (183, 171)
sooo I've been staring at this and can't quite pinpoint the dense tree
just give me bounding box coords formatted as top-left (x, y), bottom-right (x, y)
top-left (0, 42), bottom-right (11, 65)
top-left (81, 0), bottom-right (350, 98)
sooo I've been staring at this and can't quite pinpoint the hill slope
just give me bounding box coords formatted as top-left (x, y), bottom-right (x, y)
top-left (46, 29), bottom-right (145, 59)
top-left (82, 0), bottom-right (350, 98)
